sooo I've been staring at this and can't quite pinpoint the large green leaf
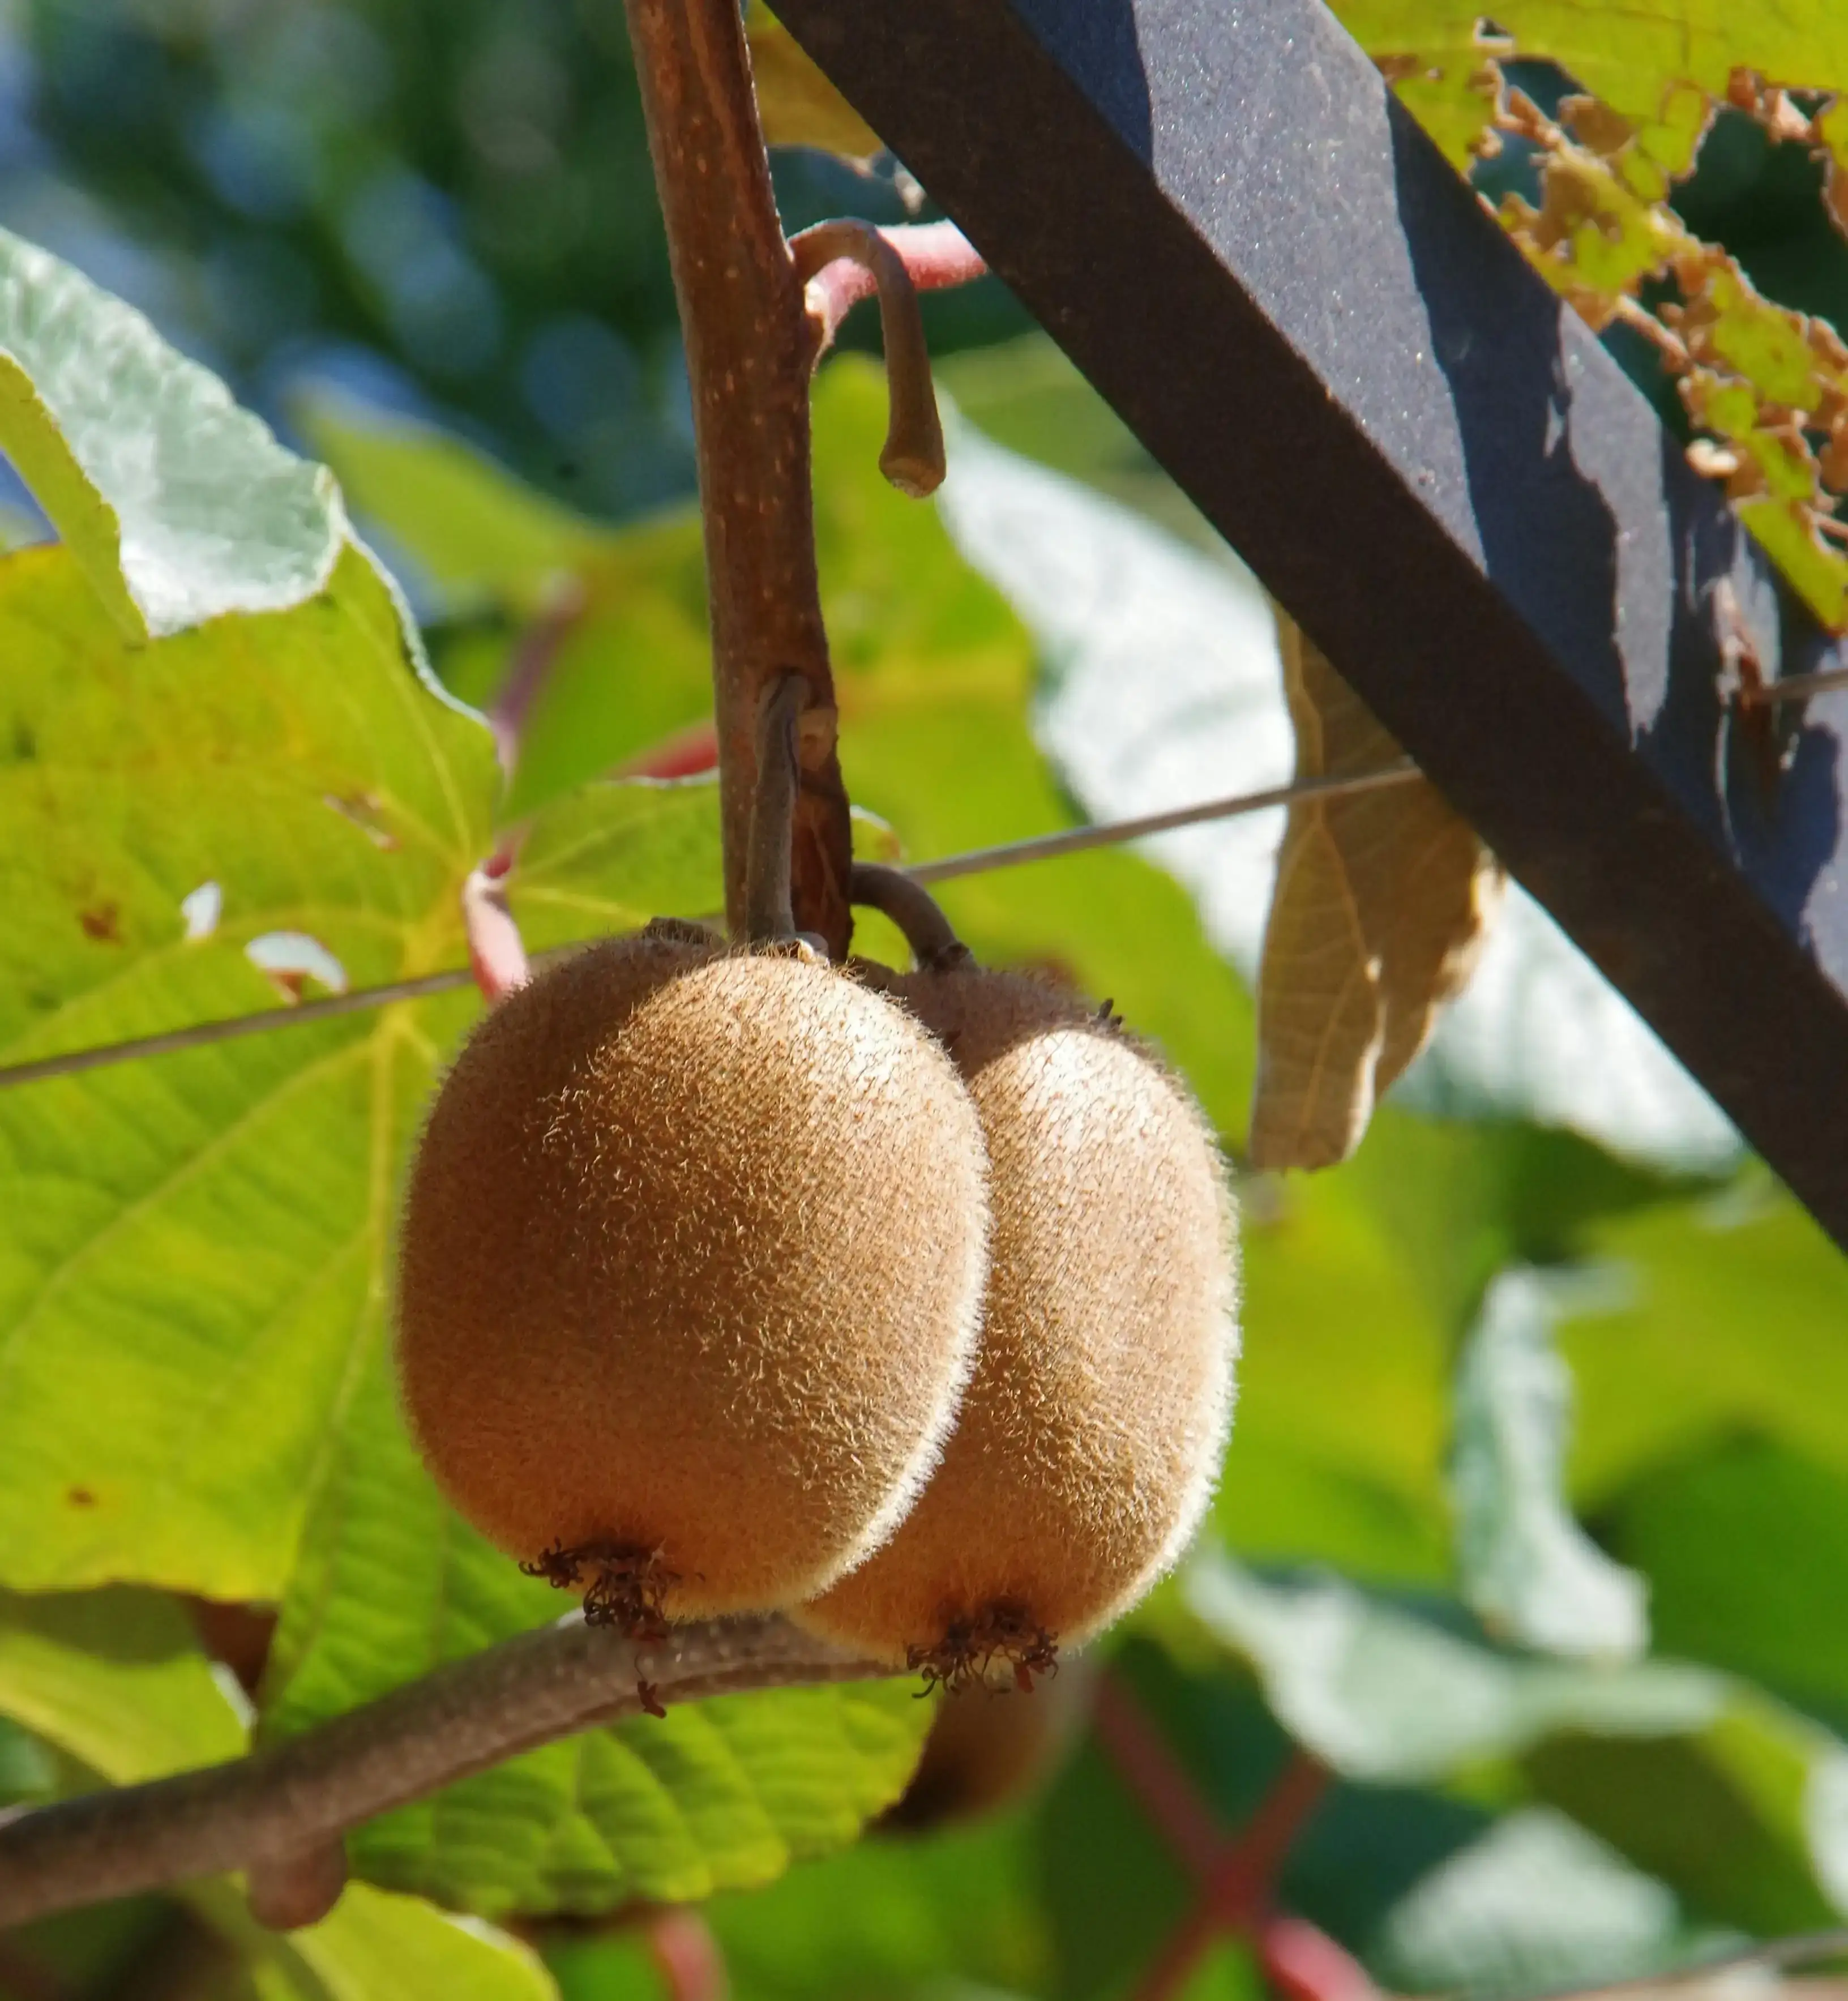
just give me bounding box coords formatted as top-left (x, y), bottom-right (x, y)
top-left (300, 392), bottom-right (712, 819)
top-left (0, 527), bottom-right (733, 1603)
top-left (0, 227), bottom-right (344, 639)
top-left (0, 540), bottom-right (492, 1599)
top-left (263, 1341), bottom-right (927, 1919)
top-left (1213, 1165), bottom-right (1453, 1586)
top-left (296, 393), bottom-right (609, 618)
top-left (1525, 1699), bottom-right (1848, 1936)
top-left (1602, 1439), bottom-right (1848, 1723)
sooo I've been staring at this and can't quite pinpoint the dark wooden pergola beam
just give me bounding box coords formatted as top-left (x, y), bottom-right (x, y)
top-left (776, 0), bottom-right (1848, 1248)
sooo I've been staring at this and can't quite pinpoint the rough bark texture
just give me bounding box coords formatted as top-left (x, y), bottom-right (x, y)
top-left (0, 1615), bottom-right (879, 1929)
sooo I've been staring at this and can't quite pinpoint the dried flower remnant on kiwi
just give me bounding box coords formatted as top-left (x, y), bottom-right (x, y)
top-left (910, 1602), bottom-right (1060, 1695)
top-left (803, 867), bottom-right (1240, 1690)
top-left (520, 1541), bottom-right (677, 1639)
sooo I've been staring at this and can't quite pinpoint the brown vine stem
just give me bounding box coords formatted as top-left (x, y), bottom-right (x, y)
top-left (0, 1615), bottom-right (882, 1931)
top-left (623, 0), bottom-right (852, 956)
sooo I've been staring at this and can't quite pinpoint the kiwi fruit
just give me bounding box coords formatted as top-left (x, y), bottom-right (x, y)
top-left (797, 882), bottom-right (1238, 1684)
top-left (396, 921), bottom-right (992, 1629)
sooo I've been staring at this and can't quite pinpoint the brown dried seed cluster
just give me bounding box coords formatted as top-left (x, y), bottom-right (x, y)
top-left (395, 929), bottom-right (1238, 1684)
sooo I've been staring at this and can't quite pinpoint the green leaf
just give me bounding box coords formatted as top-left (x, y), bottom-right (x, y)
top-left (296, 392), bottom-right (609, 619)
top-left (0, 227), bottom-right (344, 639)
top-left (1329, 2), bottom-right (1848, 164)
top-left (199, 1879), bottom-right (559, 2001)
top-left (1453, 1269), bottom-right (1648, 1660)
top-left (1369, 1808), bottom-right (1696, 2000)
top-left (510, 776), bottom-right (726, 951)
top-left (1525, 1696), bottom-right (1848, 1935)
top-left (0, 1585), bottom-right (245, 1779)
top-left (301, 390), bottom-right (714, 819)
top-left (0, 1583), bottom-right (558, 2001)
top-left (0, 540), bottom-right (494, 1600)
top-left (1184, 1552), bottom-right (1848, 1934)
top-left (934, 335), bottom-right (1227, 555)
top-left (1603, 1439), bottom-right (1848, 1722)
top-left (1213, 1167), bottom-right (1453, 1586)
top-left (1558, 1184), bottom-right (1848, 1509)
top-left (707, 1806), bottom-right (1049, 2001)
top-left (812, 364), bottom-right (1259, 1138)
top-left (264, 1338), bottom-right (927, 1919)
top-left (1182, 1553), bottom-right (1722, 1785)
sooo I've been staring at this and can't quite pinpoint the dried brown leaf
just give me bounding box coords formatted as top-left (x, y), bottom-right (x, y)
top-left (1248, 615), bottom-right (1504, 1171)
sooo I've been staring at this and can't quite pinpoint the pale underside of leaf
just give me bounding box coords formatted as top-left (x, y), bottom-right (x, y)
top-left (0, 227), bottom-right (345, 640)
top-left (1249, 612), bottom-right (1502, 1170)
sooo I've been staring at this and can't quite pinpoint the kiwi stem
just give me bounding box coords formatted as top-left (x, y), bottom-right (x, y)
top-left (790, 219), bottom-right (948, 498)
top-left (0, 1615), bottom-right (884, 1930)
top-left (745, 674), bottom-right (809, 944)
top-left (848, 862), bottom-right (972, 971)
top-left (622, 0), bottom-right (853, 956)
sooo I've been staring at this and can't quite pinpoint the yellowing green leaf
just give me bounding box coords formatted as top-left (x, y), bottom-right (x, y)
top-left (746, 5), bottom-right (884, 160)
top-left (1248, 614), bottom-right (1501, 1171)
top-left (1332, 3), bottom-right (1848, 164)
top-left (0, 541), bottom-right (494, 1599)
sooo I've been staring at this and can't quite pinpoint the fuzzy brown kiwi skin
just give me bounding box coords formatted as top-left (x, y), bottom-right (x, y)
top-left (796, 964), bottom-right (1239, 1682)
top-left (395, 927), bottom-right (991, 1627)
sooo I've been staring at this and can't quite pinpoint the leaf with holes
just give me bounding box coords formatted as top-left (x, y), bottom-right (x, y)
top-left (0, 539), bottom-right (493, 1598)
top-left (1248, 614), bottom-right (1501, 1171)
top-left (1329, 2), bottom-right (1848, 165)
top-left (0, 532), bottom-right (726, 1601)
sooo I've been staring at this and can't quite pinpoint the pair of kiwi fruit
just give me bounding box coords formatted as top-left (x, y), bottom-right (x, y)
top-left (395, 678), bottom-right (1239, 1689)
